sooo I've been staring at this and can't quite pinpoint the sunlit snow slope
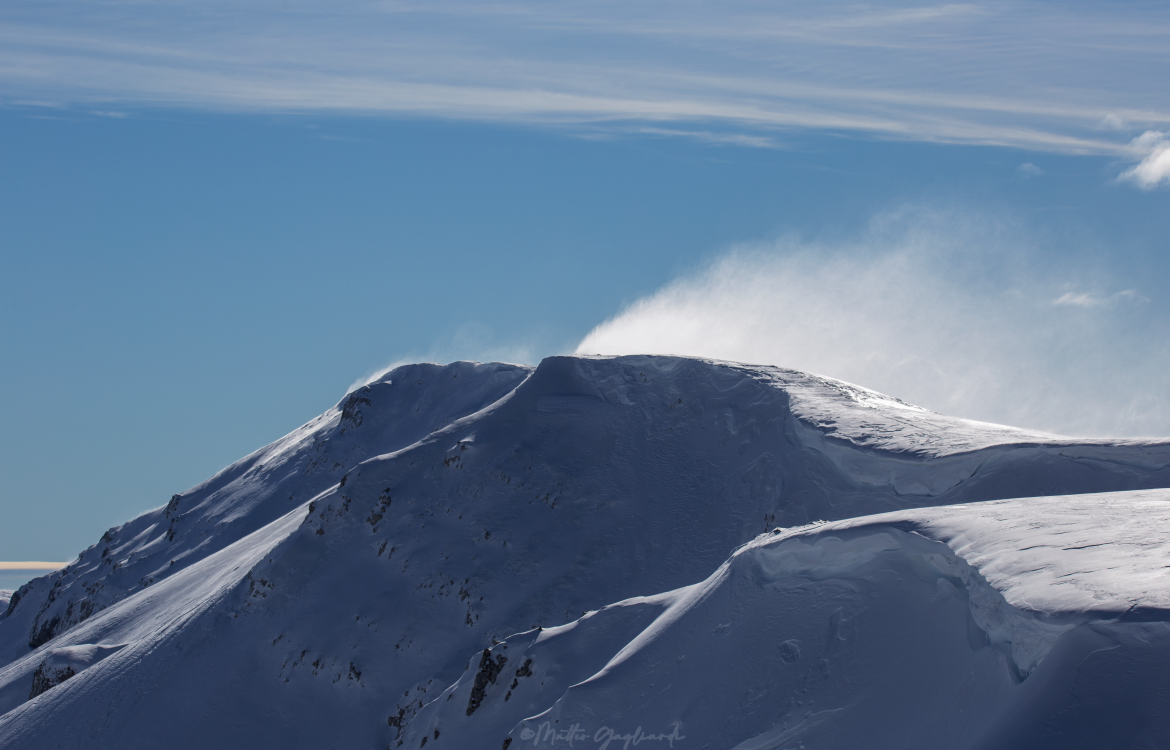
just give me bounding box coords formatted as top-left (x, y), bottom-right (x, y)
top-left (2, 355), bottom-right (1169, 749)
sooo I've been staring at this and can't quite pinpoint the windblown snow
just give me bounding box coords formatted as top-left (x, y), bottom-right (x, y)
top-left (2, 355), bottom-right (1169, 750)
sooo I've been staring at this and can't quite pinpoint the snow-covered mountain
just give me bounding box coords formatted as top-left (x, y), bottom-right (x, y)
top-left (2, 355), bottom-right (1169, 749)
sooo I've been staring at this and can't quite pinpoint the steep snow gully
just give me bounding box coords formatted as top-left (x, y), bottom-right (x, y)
top-left (2, 355), bottom-right (1170, 749)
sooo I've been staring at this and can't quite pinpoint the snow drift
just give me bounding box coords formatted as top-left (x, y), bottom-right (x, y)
top-left (1, 355), bottom-right (1169, 749)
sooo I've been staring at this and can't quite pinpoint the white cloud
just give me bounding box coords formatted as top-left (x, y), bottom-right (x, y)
top-left (1053, 289), bottom-right (1148, 307)
top-left (1052, 292), bottom-right (1102, 307)
top-left (1017, 162), bottom-right (1043, 177)
top-left (1119, 131), bottom-right (1170, 189)
top-left (621, 127), bottom-right (780, 149)
top-left (1098, 114), bottom-right (1127, 131)
top-left (577, 207), bottom-right (1169, 437)
top-left (1, 1), bottom-right (1169, 155)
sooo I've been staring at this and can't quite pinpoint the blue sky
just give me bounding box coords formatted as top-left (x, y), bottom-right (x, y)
top-left (2, 0), bottom-right (1169, 582)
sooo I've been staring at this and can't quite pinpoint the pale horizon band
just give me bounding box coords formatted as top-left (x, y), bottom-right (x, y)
top-left (0, 562), bottom-right (69, 571)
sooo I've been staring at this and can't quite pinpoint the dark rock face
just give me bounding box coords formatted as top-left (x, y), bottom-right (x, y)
top-left (28, 661), bottom-right (76, 699)
top-left (4, 589), bottom-right (20, 618)
top-left (466, 649), bottom-right (508, 716)
top-left (339, 392), bottom-right (372, 433)
top-left (28, 616), bottom-right (61, 650)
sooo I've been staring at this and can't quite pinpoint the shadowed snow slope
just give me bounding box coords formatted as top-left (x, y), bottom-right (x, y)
top-left (414, 490), bottom-right (1170, 750)
top-left (1, 355), bottom-right (1169, 749)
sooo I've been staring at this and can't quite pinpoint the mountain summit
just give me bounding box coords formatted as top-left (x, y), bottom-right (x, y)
top-left (3, 355), bottom-right (1169, 749)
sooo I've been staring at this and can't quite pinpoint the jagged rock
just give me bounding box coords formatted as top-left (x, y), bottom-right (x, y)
top-left (466, 649), bottom-right (507, 716)
top-left (28, 662), bottom-right (75, 699)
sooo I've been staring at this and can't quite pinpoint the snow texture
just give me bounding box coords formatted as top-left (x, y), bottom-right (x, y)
top-left (1, 355), bottom-right (1169, 749)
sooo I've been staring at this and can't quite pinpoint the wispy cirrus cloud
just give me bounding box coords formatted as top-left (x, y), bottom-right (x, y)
top-left (1, 0), bottom-right (1169, 162)
top-left (1052, 289), bottom-right (1148, 308)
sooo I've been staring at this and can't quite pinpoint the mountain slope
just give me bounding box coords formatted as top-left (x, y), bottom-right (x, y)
top-left (2, 355), bottom-right (1169, 749)
top-left (405, 489), bottom-right (1170, 750)
top-left (0, 360), bottom-right (532, 666)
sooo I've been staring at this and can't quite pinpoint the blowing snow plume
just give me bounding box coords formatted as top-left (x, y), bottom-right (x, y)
top-left (577, 208), bottom-right (1170, 437)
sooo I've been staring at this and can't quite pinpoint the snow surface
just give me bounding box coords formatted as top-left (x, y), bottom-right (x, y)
top-left (1, 355), bottom-right (1169, 749)
top-left (399, 489), bottom-right (1170, 750)
top-left (814, 490), bottom-right (1170, 616)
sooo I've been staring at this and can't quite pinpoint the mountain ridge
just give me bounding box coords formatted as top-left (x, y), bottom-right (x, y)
top-left (2, 354), bottom-right (1169, 749)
